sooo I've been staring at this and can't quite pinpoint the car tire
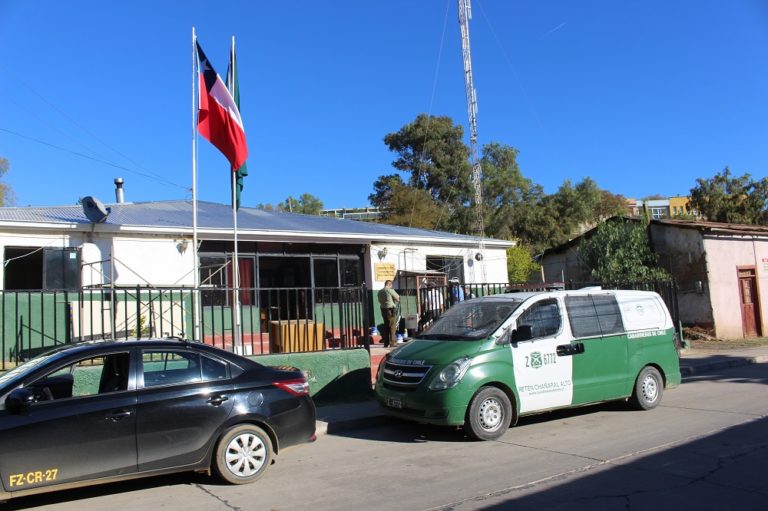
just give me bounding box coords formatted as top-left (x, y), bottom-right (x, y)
top-left (214, 424), bottom-right (273, 484)
top-left (629, 366), bottom-right (663, 410)
top-left (465, 386), bottom-right (512, 441)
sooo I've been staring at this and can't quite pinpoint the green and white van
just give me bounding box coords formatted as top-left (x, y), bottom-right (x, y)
top-left (374, 288), bottom-right (681, 440)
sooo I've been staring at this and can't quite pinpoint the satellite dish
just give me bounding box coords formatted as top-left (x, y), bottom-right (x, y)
top-left (81, 196), bottom-right (111, 224)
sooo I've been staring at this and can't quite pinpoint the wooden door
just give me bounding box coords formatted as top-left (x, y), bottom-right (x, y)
top-left (738, 268), bottom-right (761, 337)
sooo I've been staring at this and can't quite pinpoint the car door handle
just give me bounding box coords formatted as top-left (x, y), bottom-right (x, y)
top-left (556, 343), bottom-right (585, 356)
top-left (106, 408), bottom-right (134, 422)
top-left (207, 395), bottom-right (229, 406)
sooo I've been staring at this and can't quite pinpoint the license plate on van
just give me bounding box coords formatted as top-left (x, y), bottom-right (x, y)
top-left (387, 397), bottom-right (403, 409)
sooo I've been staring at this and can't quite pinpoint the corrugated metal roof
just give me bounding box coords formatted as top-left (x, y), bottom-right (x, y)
top-left (0, 200), bottom-right (512, 245)
top-left (652, 218), bottom-right (768, 235)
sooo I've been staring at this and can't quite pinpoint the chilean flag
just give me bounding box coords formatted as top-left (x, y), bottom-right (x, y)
top-left (196, 40), bottom-right (248, 171)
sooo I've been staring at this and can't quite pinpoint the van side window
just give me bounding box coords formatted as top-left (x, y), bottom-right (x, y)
top-left (517, 299), bottom-right (561, 339)
top-left (565, 295), bottom-right (624, 338)
top-left (592, 295), bottom-right (624, 334)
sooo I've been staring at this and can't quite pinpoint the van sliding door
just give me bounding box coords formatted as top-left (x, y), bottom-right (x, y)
top-left (565, 295), bottom-right (627, 404)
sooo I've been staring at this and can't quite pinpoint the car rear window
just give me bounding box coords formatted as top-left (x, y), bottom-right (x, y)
top-left (141, 350), bottom-right (230, 387)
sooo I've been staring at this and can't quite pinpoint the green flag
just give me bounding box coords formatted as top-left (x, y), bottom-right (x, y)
top-left (226, 42), bottom-right (248, 210)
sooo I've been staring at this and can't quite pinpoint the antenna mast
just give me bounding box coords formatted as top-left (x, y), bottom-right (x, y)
top-left (458, 0), bottom-right (486, 265)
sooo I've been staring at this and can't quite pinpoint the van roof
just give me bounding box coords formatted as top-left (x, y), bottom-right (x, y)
top-left (489, 288), bottom-right (661, 302)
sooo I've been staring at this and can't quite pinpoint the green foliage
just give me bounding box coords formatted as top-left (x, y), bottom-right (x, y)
top-left (370, 115), bottom-right (627, 249)
top-left (380, 114), bottom-right (473, 232)
top-left (506, 244), bottom-right (540, 283)
top-left (689, 167), bottom-right (768, 225)
top-left (277, 193), bottom-right (324, 215)
top-left (579, 220), bottom-right (670, 282)
top-left (378, 182), bottom-right (444, 229)
top-left (130, 314), bottom-right (151, 337)
top-left (480, 143), bottom-right (540, 240)
top-left (0, 157), bottom-right (15, 207)
top-left (368, 174), bottom-right (406, 209)
top-left (507, 177), bottom-right (625, 253)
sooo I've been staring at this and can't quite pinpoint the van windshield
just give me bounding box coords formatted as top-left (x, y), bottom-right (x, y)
top-left (415, 298), bottom-right (523, 341)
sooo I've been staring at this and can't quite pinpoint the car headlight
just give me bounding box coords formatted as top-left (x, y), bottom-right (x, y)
top-left (429, 357), bottom-right (472, 390)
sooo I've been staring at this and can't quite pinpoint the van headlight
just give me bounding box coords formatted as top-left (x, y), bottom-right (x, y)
top-left (429, 357), bottom-right (472, 390)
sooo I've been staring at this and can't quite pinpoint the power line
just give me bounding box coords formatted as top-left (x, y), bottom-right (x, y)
top-left (0, 127), bottom-right (187, 191)
top-left (1, 63), bottom-right (189, 192)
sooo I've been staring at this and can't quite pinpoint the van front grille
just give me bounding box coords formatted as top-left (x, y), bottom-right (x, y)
top-left (382, 361), bottom-right (431, 387)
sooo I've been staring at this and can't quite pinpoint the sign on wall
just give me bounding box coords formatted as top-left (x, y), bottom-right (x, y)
top-left (374, 263), bottom-right (396, 282)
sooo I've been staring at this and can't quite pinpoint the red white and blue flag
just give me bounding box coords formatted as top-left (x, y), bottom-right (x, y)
top-left (196, 40), bottom-right (248, 171)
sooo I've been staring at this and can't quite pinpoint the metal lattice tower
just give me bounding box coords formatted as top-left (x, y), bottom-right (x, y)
top-left (458, 0), bottom-right (486, 250)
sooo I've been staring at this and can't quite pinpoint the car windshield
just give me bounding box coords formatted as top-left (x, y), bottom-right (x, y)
top-left (415, 298), bottom-right (523, 341)
top-left (0, 351), bottom-right (60, 390)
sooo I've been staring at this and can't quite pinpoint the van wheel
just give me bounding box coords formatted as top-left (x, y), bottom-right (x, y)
top-left (630, 366), bottom-right (663, 410)
top-left (465, 387), bottom-right (512, 441)
top-left (214, 424), bottom-right (272, 484)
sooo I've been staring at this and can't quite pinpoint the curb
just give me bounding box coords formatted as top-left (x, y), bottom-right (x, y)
top-left (316, 414), bottom-right (393, 436)
top-left (680, 355), bottom-right (768, 377)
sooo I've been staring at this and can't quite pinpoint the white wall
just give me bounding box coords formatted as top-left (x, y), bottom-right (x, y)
top-left (112, 237), bottom-right (195, 286)
top-left (704, 236), bottom-right (768, 339)
top-left (366, 242), bottom-right (509, 290)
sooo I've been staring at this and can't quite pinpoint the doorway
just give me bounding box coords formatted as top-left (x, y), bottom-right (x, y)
top-left (737, 267), bottom-right (762, 338)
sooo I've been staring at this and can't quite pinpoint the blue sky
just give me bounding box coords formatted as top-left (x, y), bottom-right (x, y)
top-left (1, 0), bottom-right (767, 210)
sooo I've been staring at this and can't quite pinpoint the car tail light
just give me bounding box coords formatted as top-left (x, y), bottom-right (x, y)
top-left (274, 378), bottom-right (310, 396)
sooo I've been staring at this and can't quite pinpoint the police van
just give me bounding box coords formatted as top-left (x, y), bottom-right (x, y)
top-left (374, 288), bottom-right (681, 440)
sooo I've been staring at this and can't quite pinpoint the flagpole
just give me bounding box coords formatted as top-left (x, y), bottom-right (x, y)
top-left (230, 35), bottom-right (242, 354)
top-left (191, 27), bottom-right (201, 342)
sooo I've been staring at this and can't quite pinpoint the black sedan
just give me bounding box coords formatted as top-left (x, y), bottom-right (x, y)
top-left (0, 338), bottom-right (316, 501)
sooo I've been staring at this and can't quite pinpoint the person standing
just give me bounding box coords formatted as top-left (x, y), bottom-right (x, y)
top-left (378, 280), bottom-right (400, 348)
top-left (449, 277), bottom-right (465, 305)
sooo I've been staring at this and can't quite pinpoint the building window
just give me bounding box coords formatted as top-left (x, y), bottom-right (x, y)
top-left (199, 255), bottom-right (255, 306)
top-left (313, 258), bottom-right (338, 288)
top-left (426, 256), bottom-right (465, 282)
top-left (340, 257), bottom-right (362, 287)
top-left (3, 247), bottom-right (80, 291)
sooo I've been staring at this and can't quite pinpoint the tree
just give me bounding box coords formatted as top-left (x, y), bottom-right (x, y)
top-left (579, 220), bottom-right (669, 282)
top-left (368, 174), bottom-right (405, 209)
top-left (506, 244), bottom-right (540, 283)
top-left (382, 114), bottom-right (473, 231)
top-left (0, 158), bottom-right (15, 207)
top-left (479, 143), bottom-right (540, 240)
top-left (505, 178), bottom-right (625, 254)
top-left (689, 167), bottom-right (768, 225)
top-left (378, 181), bottom-right (444, 230)
top-left (274, 193), bottom-right (324, 215)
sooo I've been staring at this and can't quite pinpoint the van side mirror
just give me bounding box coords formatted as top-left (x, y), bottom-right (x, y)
top-left (6, 388), bottom-right (34, 414)
top-left (511, 325), bottom-right (533, 342)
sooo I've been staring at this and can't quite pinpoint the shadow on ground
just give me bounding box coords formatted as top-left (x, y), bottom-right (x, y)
top-left (3, 472), bottom-right (210, 510)
top-left (469, 415), bottom-right (768, 511)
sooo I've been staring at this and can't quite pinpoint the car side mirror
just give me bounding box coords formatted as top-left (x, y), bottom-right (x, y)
top-left (511, 325), bottom-right (533, 343)
top-left (6, 388), bottom-right (34, 414)
top-left (497, 327), bottom-right (512, 345)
